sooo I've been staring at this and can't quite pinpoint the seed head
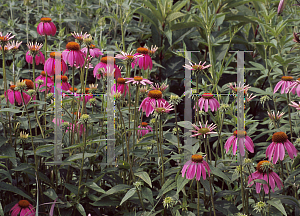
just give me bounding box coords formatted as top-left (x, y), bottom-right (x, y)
top-left (253, 201), bottom-right (267, 213)
top-left (163, 196), bottom-right (176, 209)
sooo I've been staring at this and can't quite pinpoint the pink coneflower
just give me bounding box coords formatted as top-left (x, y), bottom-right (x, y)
top-left (111, 78), bottom-right (129, 96)
top-left (125, 76), bottom-right (153, 85)
top-left (181, 154), bottom-right (211, 181)
top-left (224, 130), bottom-right (254, 156)
top-left (267, 111), bottom-right (285, 121)
top-left (10, 200), bottom-right (35, 216)
top-left (93, 56), bottom-right (121, 79)
top-left (71, 31), bottom-right (90, 43)
top-left (138, 122), bottom-right (153, 137)
top-left (134, 47), bottom-right (152, 70)
top-left (4, 85), bottom-right (31, 105)
top-left (81, 44), bottom-right (103, 58)
top-left (37, 17), bottom-right (56, 36)
top-left (228, 82), bottom-right (250, 94)
top-left (82, 88), bottom-right (93, 103)
top-left (44, 52), bottom-right (68, 76)
top-left (183, 61), bottom-right (211, 73)
top-left (266, 132), bottom-right (298, 164)
top-left (57, 76), bottom-right (71, 91)
top-left (26, 42), bottom-right (45, 65)
top-left (288, 78), bottom-right (300, 96)
top-left (6, 40), bottom-right (22, 53)
top-left (151, 100), bottom-right (174, 115)
top-left (62, 42), bottom-right (85, 67)
top-left (0, 32), bottom-right (15, 45)
top-left (190, 121), bottom-right (217, 138)
top-left (35, 71), bottom-right (54, 92)
top-left (274, 76), bottom-right (294, 94)
top-left (115, 51), bottom-right (143, 68)
top-left (248, 161), bottom-right (283, 194)
top-left (139, 90), bottom-right (168, 117)
top-left (289, 101), bottom-right (300, 110)
top-left (196, 93), bottom-right (220, 112)
top-left (150, 82), bottom-right (168, 92)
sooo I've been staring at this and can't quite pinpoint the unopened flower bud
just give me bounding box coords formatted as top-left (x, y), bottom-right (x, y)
top-left (79, 114), bottom-right (91, 124)
top-left (20, 131), bottom-right (29, 141)
top-left (46, 93), bottom-right (54, 101)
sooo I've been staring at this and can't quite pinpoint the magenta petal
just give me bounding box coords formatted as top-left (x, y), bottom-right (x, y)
top-left (238, 138), bottom-right (245, 156)
top-left (273, 143), bottom-right (280, 164)
top-left (274, 81), bottom-right (283, 93)
top-left (181, 160), bottom-right (192, 177)
top-left (225, 136), bottom-right (234, 153)
top-left (204, 99), bottom-right (209, 112)
top-left (187, 163), bottom-right (196, 179)
top-left (279, 143), bottom-right (285, 161)
top-left (196, 163), bottom-right (202, 181)
top-left (232, 138), bottom-right (237, 155)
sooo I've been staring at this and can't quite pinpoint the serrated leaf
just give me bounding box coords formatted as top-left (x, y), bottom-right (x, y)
top-left (120, 188), bottom-right (136, 205)
top-left (135, 172), bottom-right (152, 188)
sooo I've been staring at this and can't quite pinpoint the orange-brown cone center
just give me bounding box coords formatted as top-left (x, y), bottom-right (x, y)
top-left (40, 17), bottom-right (52, 22)
top-left (133, 76), bottom-right (143, 81)
top-left (141, 122), bottom-right (148, 127)
top-left (89, 44), bottom-right (96, 49)
top-left (100, 56), bottom-right (115, 64)
top-left (24, 79), bottom-right (34, 89)
top-left (18, 200), bottom-right (30, 208)
top-left (281, 76), bottom-right (293, 81)
top-left (257, 161), bottom-right (273, 173)
top-left (192, 65), bottom-right (203, 70)
top-left (137, 47), bottom-right (149, 54)
top-left (50, 52), bottom-right (62, 58)
top-left (85, 88), bottom-right (90, 94)
top-left (191, 154), bottom-right (203, 163)
top-left (10, 85), bottom-right (16, 90)
top-left (117, 78), bottom-right (126, 84)
top-left (148, 90), bottom-right (162, 99)
top-left (202, 93), bottom-right (214, 99)
top-left (272, 132), bottom-right (288, 143)
top-left (61, 76), bottom-right (68, 82)
top-left (198, 128), bottom-right (210, 134)
top-left (233, 130), bottom-right (247, 137)
top-left (41, 71), bottom-right (46, 77)
top-left (66, 42), bottom-right (80, 51)
top-left (69, 87), bottom-right (77, 92)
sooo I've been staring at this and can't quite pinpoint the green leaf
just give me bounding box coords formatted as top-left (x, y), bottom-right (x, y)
top-left (0, 182), bottom-right (32, 201)
top-left (210, 166), bottom-right (231, 182)
top-left (120, 188), bottom-right (136, 205)
top-left (292, 154), bottom-right (300, 169)
top-left (135, 172), bottom-right (152, 188)
top-left (99, 184), bottom-right (131, 199)
top-left (85, 182), bottom-right (105, 193)
top-left (176, 176), bottom-right (189, 195)
top-left (177, 121), bottom-right (193, 129)
top-left (166, 12), bottom-right (185, 23)
top-left (44, 188), bottom-right (58, 200)
top-left (267, 199), bottom-right (287, 216)
top-left (76, 203), bottom-right (86, 216)
top-left (171, 22), bottom-right (200, 31)
top-left (0, 108), bottom-right (22, 113)
top-left (142, 187), bottom-right (154, 206)
top-left (66, 153), bottom-right (96, 161)
top-left (135, 8), bottom-right (159, 30)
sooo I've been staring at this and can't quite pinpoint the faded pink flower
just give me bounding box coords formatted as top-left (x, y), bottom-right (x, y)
top-left (181, 154), bottom-right (211, 181)
top-left (125, 76), bottom-right (152, 85)
top-left (224, 130), bottom-right (254, 157)
top-left (274, 76), bottom-right (295, 94)
top-left (26, 42), bottom-right (45, 65)
top-left (183, 61), bottom-right (211, 73)
top-left (190, 121), bottom-right (217, 138)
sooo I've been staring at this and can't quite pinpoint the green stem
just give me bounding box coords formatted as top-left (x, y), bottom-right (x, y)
top-left (133, 85), bottom-right (139, 149)
top-left (208, 175), bottom-right (216, 216)
top-left (159, 115), bottom-right (164, 186)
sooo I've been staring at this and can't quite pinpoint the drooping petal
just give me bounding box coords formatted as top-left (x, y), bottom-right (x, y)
top-left (196, 163), bottom-right (202, 181)
top-left (181, 160), bottom-right (192, 177)
top-left (273, 143), bottom-right (280, 164)
top-left (186, 163), bottom-right (196, 179)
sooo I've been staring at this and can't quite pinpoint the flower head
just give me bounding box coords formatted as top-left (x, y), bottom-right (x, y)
top-left (169, 94), bottom-right (182, 105)
top-left (0, 32), bottom-right (15, 45)
top-left (266, 132), bottom-right (298, 164)
top-left (150, 82), bottom-right (168, 92)
top-left (253, 201), bottom-right (267, 213)
top-left (10, 200), bottom-right (35, 216)
top-left (277, 0), bottom-right (286, 15)
top-left (148, 45), bottom-right (158, 57)
top-left (115, 51), bottom-right (143, 67)
top-left (133, 47), bottom-right (153, 70)
top-left (139, 90), bottom-right (168, 117)
top-left (196, 93), bottom-right (220, 112)
top-left (44, 52), bottom-right (68, 76)
top-left (163, 197), bottom-right (176, 209)
top-left (37, 17), bottom-right (57, 36)
top-left (93, 56), bottom-right (121, 80)
top-left (20, 131), bottom-right (29, 141)
top-left (228, 82), bottom-right (250, 94)
top-left (247, 161), bottom-right (283, 194)
top-left (274, 76), bottom-right (294, 94)
top-left (267, 111), bottom-right (285, 121)
top-left (81, 44), bottom-right (103, 58)
top-left (26, 42), bottom-right (45, 65)
top-left (289, 101), bottom-right (300, 110)
top-left (126, 76), bottom-right (153, 85)
top-left (183, 61), bottom-right (211, 74)
top-left (181, 154), bottom-right (211, 180)
top-left (151, 100), bottom-right (174, 116)
top-left (190, 121), bottom-right (217, 138)
top-left (62, 42), bottom-right (85, 67)
top-left (6, 41), bottom-right (22, 53)
top-left (71, 32), bottom-right (91, 43)
top-left (225, 130), bottom-right (254, 156)
top-left (138, 122), bottom-right (153, 137)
